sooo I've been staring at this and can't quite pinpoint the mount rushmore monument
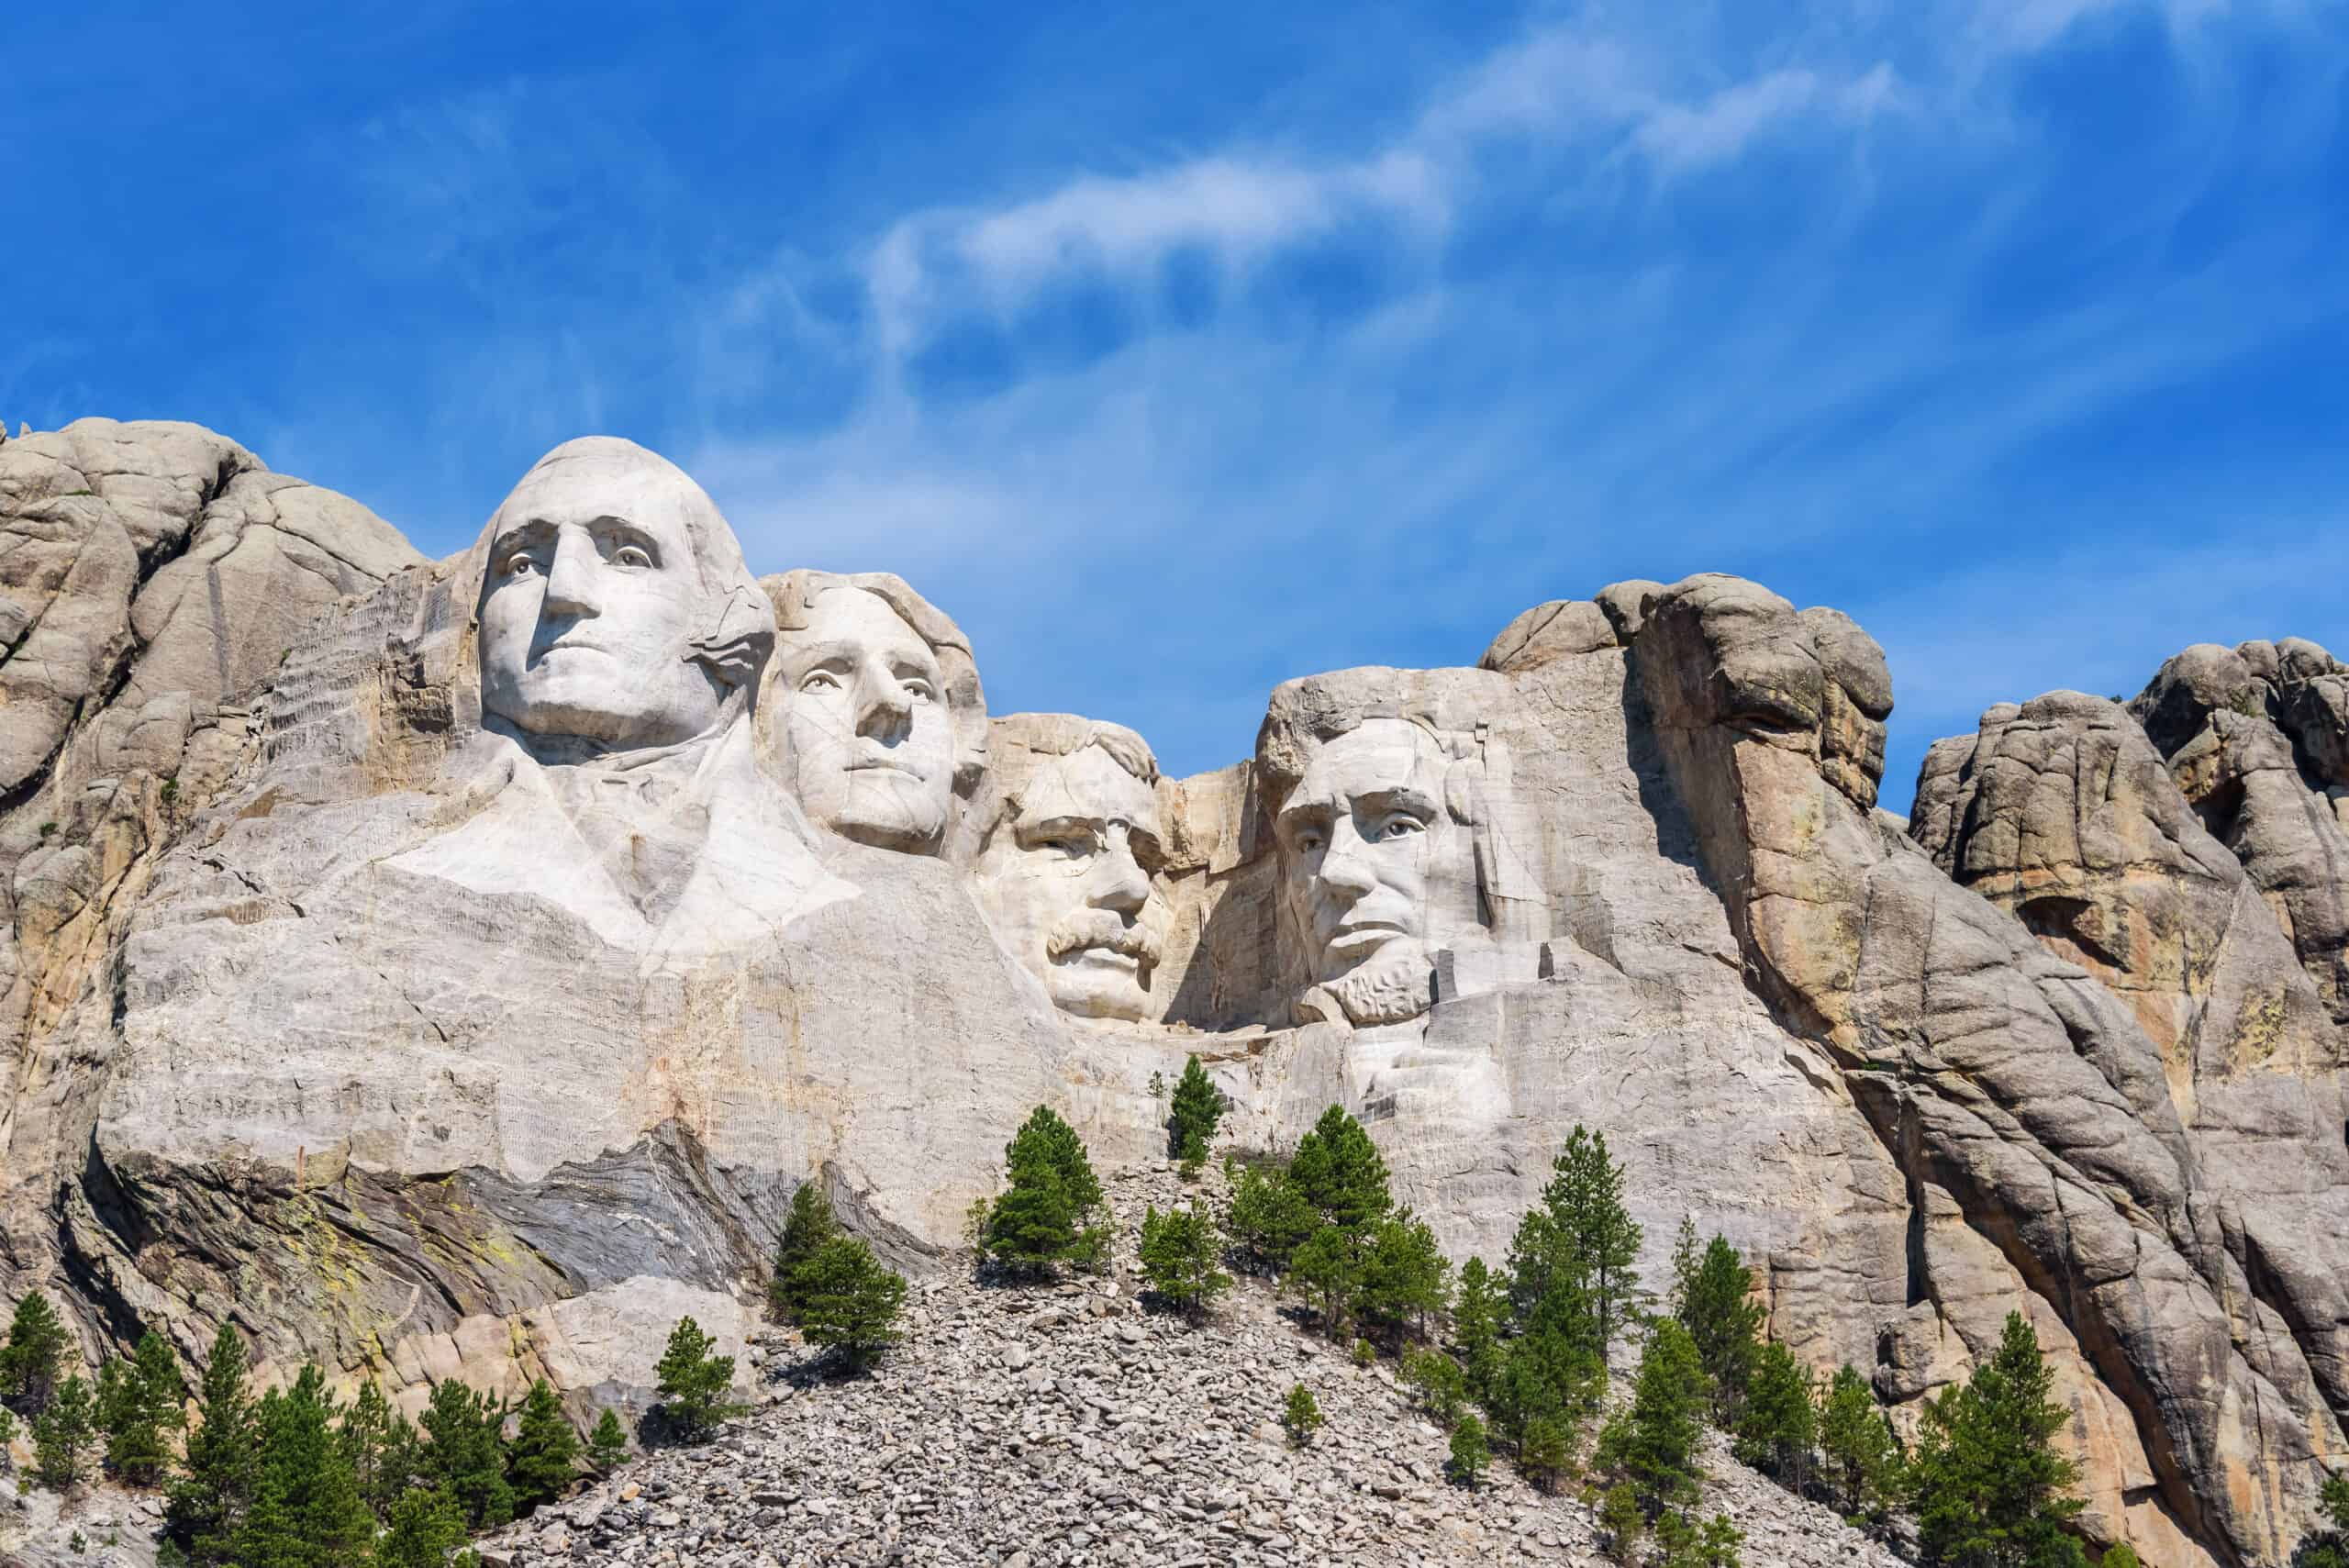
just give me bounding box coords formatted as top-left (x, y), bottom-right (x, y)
top-left (1, 418), bottom-right (2345, 1564)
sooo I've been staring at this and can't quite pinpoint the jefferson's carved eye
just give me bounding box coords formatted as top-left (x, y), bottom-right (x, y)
top-left (1375, 815), bottom-right (1427, 841)
top-left (798, 670), bottom-right (844, 694)
top-left (612, 544), bottom-right (653, 570)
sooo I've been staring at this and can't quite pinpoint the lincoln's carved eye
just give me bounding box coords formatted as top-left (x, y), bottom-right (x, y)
top-left (612, 544), bottom-right (653, 569)
top-left (901, 677), bottom-right (937, 704)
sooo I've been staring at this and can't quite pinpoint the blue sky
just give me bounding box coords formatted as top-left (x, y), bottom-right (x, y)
top-left (8, 1), bottom-right (2345, 807)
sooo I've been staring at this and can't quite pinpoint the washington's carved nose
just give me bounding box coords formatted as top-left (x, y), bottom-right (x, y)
top-left (541, 528), bottom-right (604, 618)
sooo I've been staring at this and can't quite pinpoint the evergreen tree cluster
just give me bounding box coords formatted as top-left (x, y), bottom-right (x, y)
top-left (768, 1183), bottom-right (910, 1372)
top-left (974, 1105), bottom-right (1111, 1277)
top-left (1225, 1105), bottom-right (1448, 1351)
top-left (0, 1288), bottom-right (654, 1566)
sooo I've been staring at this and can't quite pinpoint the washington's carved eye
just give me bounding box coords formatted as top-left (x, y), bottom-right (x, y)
top-left (501, 552), bottom-right (540, 578)
top-left (612, 544), bottom-right (653, 569)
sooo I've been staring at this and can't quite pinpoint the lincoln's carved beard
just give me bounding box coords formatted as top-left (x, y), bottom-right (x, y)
top-left (1315, 937), bottom-right (1436, 1027)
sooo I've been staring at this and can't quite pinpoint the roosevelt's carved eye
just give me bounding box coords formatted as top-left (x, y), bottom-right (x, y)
top-left (1375, 815), bottom-right (1427, 841)
top-left (612, 543), bottom-right (653, 570)
top-left (1292, 828), bottom-right (1327, 855)
top-left (1037, 831), bottom-right (1095, 858)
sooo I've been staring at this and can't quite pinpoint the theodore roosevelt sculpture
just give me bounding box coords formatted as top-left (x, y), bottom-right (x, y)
top-left (973, 714), bottom-right (1166, 1023)
top-left (766, 569), bottom-right (987, 855)
top-left (392, 437), bottom-right (845, 952)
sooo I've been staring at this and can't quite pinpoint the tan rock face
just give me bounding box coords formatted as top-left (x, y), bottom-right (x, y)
top-left (0, 423), bottom-right (2341, 1568)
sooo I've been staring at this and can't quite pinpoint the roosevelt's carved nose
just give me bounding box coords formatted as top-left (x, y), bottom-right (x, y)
top-left (1088, 832), bottom-right (1150, 916)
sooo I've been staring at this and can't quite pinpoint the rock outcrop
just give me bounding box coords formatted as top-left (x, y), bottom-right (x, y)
top-left (0, 422), bottom-right (2342, 1566)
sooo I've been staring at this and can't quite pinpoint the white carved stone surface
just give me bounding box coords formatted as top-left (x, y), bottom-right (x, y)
top-left (0, 424), bottom-right (2342, 1567)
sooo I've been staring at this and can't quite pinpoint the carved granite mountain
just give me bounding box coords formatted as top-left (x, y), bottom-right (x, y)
top-left (0, 420), bottom-right (2340, 1568)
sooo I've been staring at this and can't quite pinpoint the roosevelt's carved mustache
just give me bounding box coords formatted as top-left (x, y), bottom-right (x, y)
top-left (1045, 911), bottom-right (1161, 967)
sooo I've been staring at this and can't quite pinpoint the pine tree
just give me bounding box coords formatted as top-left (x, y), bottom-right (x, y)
top-left (1507, 1126), bottom-right (1642, 1348)
top-left (1282, 1382), bottom-right (1323, 1445)
top-left (417, 1374), bottom-right (515, 1529)
top-left (506, 1377), bottom-right (580, 1513)
top-left (654, 1317), bottom-right (740, 1440)
top-left (796, 1236), bottom-right (910, 1369)
top-left (1287, 1105), bottom-right (1392, 1240)
top-left (2293, 1476), bottom-right (2349, 1568)
top-left (167, 1323), bottom-right (258, 1566)
top-left (1668, 1215), bottom-right (1701, 1318)
top-left (378, 1486), bottom-right (473, 1568)
top-left (33, 1372), bottom-right (95, 1488)
top-left (98, 1329), bottom-right (186, 1486)
top-left (1675, 1233), bottom-right (1765, 1422)
top-left (1452, 1256), bottom-right (1507, 1399)
top-left (1910, 1311), bottom-right (2087, 1568)
top-left (1137, 1201), bottom-right (1232, 1321)
top-left (1486, 1290), bottom-right (1607, 1460)
top-left (1733, 1340), bottom-right (1816, 1493)
top-left (1447, 1412), bottom-right (1490, 1487)
top-left (1518, 1412), bottom-right (1573, 1493)
top-left (0, 1404), bottom-right (17, 1471)
top-left (1166, 1054), bottom-right (1226, 1161)
top-left (586, 1407), bottom-right (629, 1474)
top-left (1, 1290), bottom-right (70, 1413)
top-left (1355, 1208), bottom-right (1452, 1347)
top-left (338, 1379), bottom-right (414, 1516)
top-left (1285, 1224), bottom-right (1360, 1336)
top-left (768, 1182), bottom-right (842, 1324)
top-left (983, 1106), bottom-right (1108, 1277)
top-left (1596, 1318), bottom-right (1709, 1518)
top-left (1815, 1363), bottom-right (1904, 1523)
top-left (1653, 1508), bottom-right (1745, 1568)
top-left (2103, 1547), bottom-right (2143, 1568)
top-left (243, 1365), bottom-right (377, 1568)
top-left (1400, 1347), bottom-right (1469, 1426)
top-left (1225, 1159), bottom-right (1318, 1273)
top-left (1599, 1483), bottom-right (1645, 1564)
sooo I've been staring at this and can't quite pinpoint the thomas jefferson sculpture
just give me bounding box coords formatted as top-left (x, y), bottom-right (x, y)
top-left (766, 570), bottom-right (987, 856)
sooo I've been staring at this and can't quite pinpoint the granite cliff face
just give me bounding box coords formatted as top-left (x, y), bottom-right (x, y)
top-left (0, 419), bottom-right (2341, 1566)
